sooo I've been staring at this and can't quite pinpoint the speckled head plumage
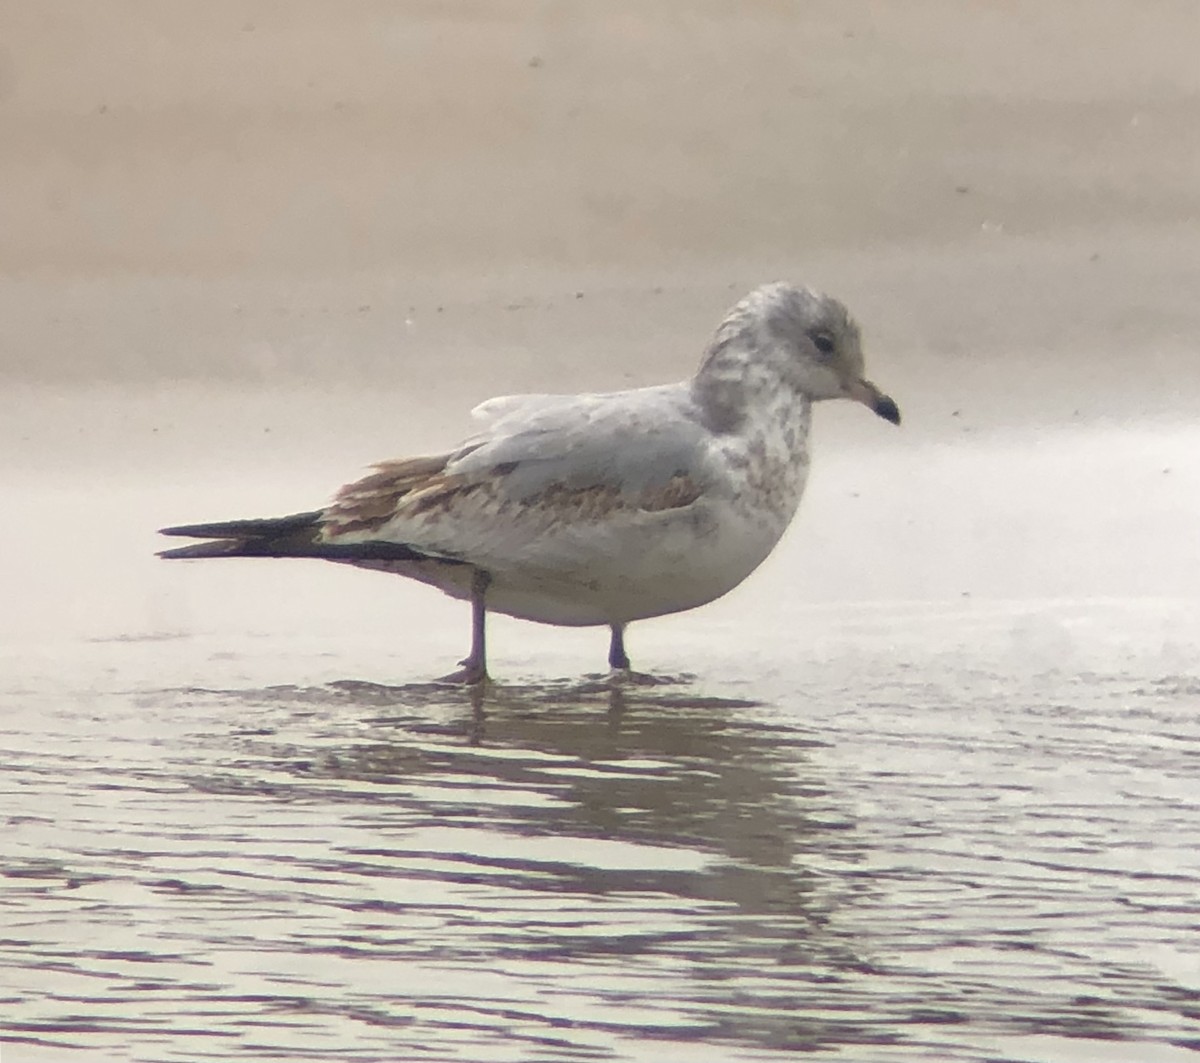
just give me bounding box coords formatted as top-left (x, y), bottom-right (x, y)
top-left (693, 282), bottom-right (900, 430)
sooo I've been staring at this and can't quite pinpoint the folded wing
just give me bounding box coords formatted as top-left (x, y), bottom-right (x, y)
top-left (322, 383), bottom-right (716, 572)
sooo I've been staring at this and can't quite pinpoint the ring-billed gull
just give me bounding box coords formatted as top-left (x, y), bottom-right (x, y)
top-left (159, 282), bottom-right (900, 682)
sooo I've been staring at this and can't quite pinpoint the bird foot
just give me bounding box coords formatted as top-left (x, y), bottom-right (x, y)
top-left (436, 657), bottom-right (489, 685)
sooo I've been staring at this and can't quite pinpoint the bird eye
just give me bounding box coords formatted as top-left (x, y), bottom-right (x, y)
top-left (812, 332), bottom-right (836, 359)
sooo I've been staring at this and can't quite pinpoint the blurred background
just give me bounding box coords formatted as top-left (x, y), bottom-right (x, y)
top-left (1, 0), bottom-right (1197, 642)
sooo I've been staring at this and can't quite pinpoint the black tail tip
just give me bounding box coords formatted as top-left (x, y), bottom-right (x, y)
top-left (157, 540), bottom-right (242, 560)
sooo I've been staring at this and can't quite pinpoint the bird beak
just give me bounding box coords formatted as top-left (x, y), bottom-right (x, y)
top-left (846, 377), bottom-right (901, 425)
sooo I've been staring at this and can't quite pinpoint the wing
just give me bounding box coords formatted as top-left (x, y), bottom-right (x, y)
top-left (321, 383), bottom-right (718, 571)
top-left (454, 383), bottom-right (706, 491)
top-left (468, 392), bottom-right (562, 424)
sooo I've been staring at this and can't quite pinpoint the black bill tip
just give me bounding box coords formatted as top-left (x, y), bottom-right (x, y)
top-left (874, 394), bottom-right (901, 425)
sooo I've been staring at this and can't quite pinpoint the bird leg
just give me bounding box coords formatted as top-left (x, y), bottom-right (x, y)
top-left (439, 569), bottom-right (491, 684)
top-left (608, 624), bottom-right (631, 671)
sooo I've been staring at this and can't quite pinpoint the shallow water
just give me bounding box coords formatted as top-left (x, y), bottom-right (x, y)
top-left (6, 2), bottom-right (1200, 1056)
top-left (4, 599), bottom-right (1199, 1062)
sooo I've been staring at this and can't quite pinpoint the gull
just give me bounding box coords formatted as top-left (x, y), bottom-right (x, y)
top-left (159, 282), bottom-right (900, 682)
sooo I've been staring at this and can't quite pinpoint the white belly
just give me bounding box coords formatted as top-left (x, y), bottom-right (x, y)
top-left (478, 498), bottom-right (789, 626)
top-left (348, 501), bottom-right (789, 627)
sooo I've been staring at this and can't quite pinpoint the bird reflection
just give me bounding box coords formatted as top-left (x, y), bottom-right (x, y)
top-left (263, 674), bottom-right (853, 886)
top-left (215, 675), bottom-right (875, 1051)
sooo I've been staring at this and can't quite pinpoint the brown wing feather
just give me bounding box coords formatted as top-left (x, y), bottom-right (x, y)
top-left (325, 455), bottom-right (445, 535)
top-left (324, 454), bottom-right (477, 536)
top-left (326, 456), bottom-right (704, 540)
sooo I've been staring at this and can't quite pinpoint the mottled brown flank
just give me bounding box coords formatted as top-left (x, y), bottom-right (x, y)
top-left (642, 473), bottom-right (704, 511)
top-left (324, 459), bottom-right (703, 535)
top-left (523, 473), bottom-right (702, 520)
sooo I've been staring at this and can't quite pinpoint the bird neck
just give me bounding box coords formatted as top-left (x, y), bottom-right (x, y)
top-left (691, 324), bottom-right (796, 436)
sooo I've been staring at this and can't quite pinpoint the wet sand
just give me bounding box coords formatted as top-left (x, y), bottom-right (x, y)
top-left (3, 3), bottom-right (1200, 1060)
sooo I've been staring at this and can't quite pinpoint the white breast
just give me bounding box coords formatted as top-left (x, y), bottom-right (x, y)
top-left (481, 398), bottom-right (812, 627)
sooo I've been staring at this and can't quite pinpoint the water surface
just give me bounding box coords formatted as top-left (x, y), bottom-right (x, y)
top-left (4, 600), bottom-right (1198, 1062)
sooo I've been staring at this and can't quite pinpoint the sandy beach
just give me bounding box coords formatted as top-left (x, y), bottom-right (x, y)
top-left (2, 4), bottom-right (1198, 1060)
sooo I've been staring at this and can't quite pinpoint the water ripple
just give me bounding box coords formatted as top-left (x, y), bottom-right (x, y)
top-left (2, 638), bottom-right (1199, 1061)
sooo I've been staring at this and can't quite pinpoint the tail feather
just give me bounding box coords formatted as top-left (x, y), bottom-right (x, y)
top-left (159, 510), bottom-right (324, 541)
top-left (157, 508), bottom-right (464, 565)
top-left (159, 539), bottom-right (263, 560)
